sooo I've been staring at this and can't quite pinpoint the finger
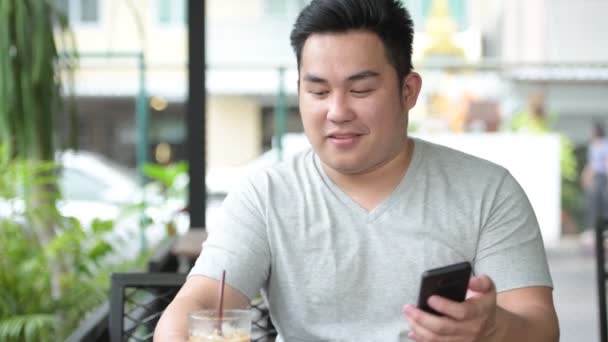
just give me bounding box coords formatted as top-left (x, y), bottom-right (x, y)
top-left (408, 321), bottom-right (437, 341)
top-left (405, 313), bottom-right (438, 341)
top-left (427, 295), bottom-right (471, 321)
top-left (403, 304), bottom-right (459, 336)
top-left (406, 315), bottom-right (459, 342)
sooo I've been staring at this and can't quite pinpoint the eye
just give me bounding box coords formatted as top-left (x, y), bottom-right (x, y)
top-left (308, 90), bottom-right (329, 97)
top-left (351, 89), bottom-right (373, 95)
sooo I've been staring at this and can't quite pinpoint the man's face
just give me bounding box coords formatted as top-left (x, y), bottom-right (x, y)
top-left (298, 30), bottom-right (420, 175)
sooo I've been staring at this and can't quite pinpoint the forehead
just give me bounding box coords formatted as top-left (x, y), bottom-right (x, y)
top-left (299, 30), bottom-right (390, 75)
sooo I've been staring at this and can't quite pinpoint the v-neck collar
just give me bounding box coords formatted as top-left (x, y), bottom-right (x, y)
top-left (313, 138), bottom-right (423, 223)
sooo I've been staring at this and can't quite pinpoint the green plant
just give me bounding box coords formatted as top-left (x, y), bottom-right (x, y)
top-left (0, 152), bottom-right (125, 341)
top-left (0, 0), bottom-right (78, 159)
top-left (0, 0), bottom-right (78, 307)
top-left (142, 161), bottom-right (189, 236)
top-left (0, 2), bottom-right (171, 339)
top-left (0, 150), bottom-right (158, 341)
top-left (143, 161), bottom-right (188, 197)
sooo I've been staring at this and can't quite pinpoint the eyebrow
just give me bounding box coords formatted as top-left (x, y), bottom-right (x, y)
top-left (302, 70), bottom-right (380, 84)
top-left (347, 70), bottom-right (380, 82)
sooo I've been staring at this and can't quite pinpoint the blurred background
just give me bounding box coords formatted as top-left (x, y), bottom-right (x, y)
top-left (53, 0), bottom-right (608, 236)
top-left (1, 0), bottom-right (607, 341)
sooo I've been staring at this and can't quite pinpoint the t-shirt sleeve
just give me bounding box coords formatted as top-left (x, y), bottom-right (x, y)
top-left (189, 176), bottom-right (271, 300)
top-left (474, 170), bottom-right (553, 292)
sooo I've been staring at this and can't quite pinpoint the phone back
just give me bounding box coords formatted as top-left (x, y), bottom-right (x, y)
top-left (417, 261), bottom-right (472, 316)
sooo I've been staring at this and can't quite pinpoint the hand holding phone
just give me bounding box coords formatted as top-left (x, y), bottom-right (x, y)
top-left (416, 261), bottom-right (472, 316)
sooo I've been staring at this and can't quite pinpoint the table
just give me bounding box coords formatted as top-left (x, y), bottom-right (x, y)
top-left (171, 228), bottom-right (207, 272)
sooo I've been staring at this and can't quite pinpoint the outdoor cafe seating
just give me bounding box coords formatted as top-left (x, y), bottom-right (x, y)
top-left (67, 229), bottom-right (277, 342)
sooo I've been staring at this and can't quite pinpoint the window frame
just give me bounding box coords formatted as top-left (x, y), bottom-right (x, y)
top-left (153, 0), bottom-right (187, 28)
top-left (263, 0), bottom-right (307, 19)
top-left (58, 0), bottom-right (103, 29)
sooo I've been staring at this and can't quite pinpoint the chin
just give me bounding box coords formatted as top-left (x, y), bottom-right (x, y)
top-left (316, 146), bottom-right (367, 173)
top-left (324, 158), bottom-right (367, 174)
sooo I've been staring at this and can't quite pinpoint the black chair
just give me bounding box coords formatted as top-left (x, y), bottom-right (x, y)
top-left (110, 272), bottom-right (186, 342)
top-left (109, 272), bottom-right (276, 342)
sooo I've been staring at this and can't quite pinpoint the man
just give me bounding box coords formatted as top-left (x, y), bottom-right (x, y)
top-left (155, 0), bottom-right (559, 341)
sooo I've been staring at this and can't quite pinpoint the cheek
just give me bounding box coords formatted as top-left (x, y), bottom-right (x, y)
top-left (356, 100), bottom-right (387, 125)
top-left (363, 101), bottom-right (405, 132)
top-left (299, 99), bottom-right (327, 126)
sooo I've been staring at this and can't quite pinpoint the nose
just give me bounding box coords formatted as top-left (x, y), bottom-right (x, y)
top-left (327, 93), bottom-right (355, 123)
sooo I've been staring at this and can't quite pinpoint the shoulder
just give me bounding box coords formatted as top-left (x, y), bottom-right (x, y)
top-left (413, 137), bottom-right (509, 180)
top-left (228, 148), bottom-right (317, 199)
top-left (219, 149), bottom-right (317, 222)
top-left (250, 148), bottom-right (316, 184)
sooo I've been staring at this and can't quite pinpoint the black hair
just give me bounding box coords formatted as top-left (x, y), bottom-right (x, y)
top-left (290, 0), bottom-right (415, 80)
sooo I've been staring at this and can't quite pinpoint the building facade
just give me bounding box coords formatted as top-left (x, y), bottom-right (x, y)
top-left (58, 0), bottom-right (608, 170)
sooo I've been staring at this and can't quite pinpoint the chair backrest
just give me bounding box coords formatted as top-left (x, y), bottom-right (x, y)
top-left (109, 272), bottom-right (276, 342)
top-left (109, 272), bottom-right (186, 342)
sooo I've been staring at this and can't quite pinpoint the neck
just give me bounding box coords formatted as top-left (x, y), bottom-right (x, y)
top-left (323, 138), bottom-right (415, 210)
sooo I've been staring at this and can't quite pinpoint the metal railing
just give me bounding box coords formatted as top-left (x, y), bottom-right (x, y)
top-left (596, 218), bottom-right (607, 342)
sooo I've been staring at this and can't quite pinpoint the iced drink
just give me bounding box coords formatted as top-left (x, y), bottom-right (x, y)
top-left (189, 335), bottom-right (249, 342)
top-left (188, 309), bottom-right (251, 342)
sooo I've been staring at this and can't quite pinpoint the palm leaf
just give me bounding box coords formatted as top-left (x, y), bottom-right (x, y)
top-left (0, 314), bottom-right (56, 342)
top-left (0, 0), bottom-right (77, 160)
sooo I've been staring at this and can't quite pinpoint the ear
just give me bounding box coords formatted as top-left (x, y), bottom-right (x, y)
top-left (401, 72), bottom-right (422, 110)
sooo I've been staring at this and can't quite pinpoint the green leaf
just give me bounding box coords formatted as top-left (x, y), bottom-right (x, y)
top-left (91, 218), bottom-right (115, 234)
top-left (143, 161), bottom-right (188, 187)
top-left (87, 241), bottom-right (113, 262)
top-left (0, 313), bottom-right (55, 342)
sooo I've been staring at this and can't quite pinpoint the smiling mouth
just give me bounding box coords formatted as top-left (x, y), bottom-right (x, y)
top-left (326, 134), bottom-right (363, 148)
top-left (328, 134), bottom-right (363, 139)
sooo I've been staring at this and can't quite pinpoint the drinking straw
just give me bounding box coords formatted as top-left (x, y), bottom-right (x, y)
top-left (216, 270), bottom-right (226, 335)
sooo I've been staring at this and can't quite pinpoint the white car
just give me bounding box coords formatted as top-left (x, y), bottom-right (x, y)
top-left (58, 150), bottom-right (140, 224)
top-left (57, 150), bottom-right (194, 260)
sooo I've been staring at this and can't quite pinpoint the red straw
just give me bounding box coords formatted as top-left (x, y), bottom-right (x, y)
top-left (216, 270), bottom-right (226, 335)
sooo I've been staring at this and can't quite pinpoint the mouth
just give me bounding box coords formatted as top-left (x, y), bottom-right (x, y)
top-left (329, 134), bottom-right (360, 139)
top-left (327, 132), bottom-right (364, 139)
top-left (326, 133), bottom-right (364, 147)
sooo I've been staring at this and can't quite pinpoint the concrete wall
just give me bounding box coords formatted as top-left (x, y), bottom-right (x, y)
top-left (207, 96), bottom-right (262, 167)
top-left (499, 0), bottom-right (608, 63)
top-left (501, 0), bottom-right (548, 62)
top-left (547, 0), bottom-right (608, 62)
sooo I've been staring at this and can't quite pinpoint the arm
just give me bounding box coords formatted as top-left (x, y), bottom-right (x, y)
top-left (403, 276), bottom-right (558, 341)
top-left (492, 286), bottom-right (558, 341)
top-left (154, 275), bottom-right (250, 341)
top-left (581, 162), bottom-right (592, 191)
top-left (155, 175), bottom-right (271, 341)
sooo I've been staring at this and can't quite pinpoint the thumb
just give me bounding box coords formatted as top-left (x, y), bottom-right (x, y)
top-left (468, 275), bottom-right (495, 294)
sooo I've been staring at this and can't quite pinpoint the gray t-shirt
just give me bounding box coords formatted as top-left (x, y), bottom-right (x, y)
top-left (190, 137), bottom-right (553, 342)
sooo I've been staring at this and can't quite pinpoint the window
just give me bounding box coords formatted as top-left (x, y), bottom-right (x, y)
top-left (56, 0), bottom-right (100, 25)
top-left (264, 0), bottom-right (308, 18)
top-left (264, 0), bottom-right (288, 16)
top-left (157, 0), bottom-right (186, 25)
top-left (80, 0), bottom-right (99, 23)
top-left (56, 0), bottom-right (69, 17)
top-left (403, 0), bottom-right (468, 32)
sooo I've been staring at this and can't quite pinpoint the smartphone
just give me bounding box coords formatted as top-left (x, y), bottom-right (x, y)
top-left (416, 261), bottom-right (472, 316)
